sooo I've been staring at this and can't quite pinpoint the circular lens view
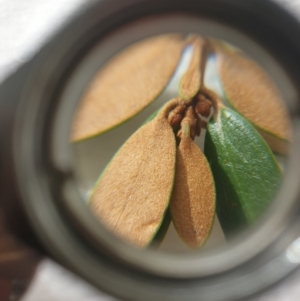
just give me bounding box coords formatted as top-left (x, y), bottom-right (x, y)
top-left (70, 34), bottom-right (291, 252)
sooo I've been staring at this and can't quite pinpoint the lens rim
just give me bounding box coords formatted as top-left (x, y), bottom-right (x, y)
top-left (9, 0), bottom-right (300, 301)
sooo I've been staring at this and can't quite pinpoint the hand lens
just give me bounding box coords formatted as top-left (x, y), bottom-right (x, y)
top-left (1, 1), bottom-right (300, 301)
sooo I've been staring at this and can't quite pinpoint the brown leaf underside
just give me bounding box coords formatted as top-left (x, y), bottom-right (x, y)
top-left (170, 137), bottom-right (215, 248)
top-left (179, 37), bottom-right (205, 100)
top-left (218, 49), bottom-right (291, 142)
top-left (258, 129), bottom-right (289, 155)
top-left (72, 34), bottom-right (185, 141)
top-left (90, 115), bottom-right (176, 247)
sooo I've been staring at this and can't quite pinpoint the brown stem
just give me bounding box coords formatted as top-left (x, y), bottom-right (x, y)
top-left (167, 104), bottom-right (187, 127)
top-left (157, 98), bottom-right (184, 120)
top-left (178, 106), bottom-right (197, 140)
top-left (199, 87), bottom-right (224, 116)
top-left (195, 94), bottom-right (212, 118)
top-left (193, 109), bottom-right (202, 137)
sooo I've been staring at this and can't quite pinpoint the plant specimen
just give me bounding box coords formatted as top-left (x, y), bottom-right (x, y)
top-left (72, 34), bottom-right (291, 248)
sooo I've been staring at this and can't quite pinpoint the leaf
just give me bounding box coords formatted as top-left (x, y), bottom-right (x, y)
top-left (89, 101), bottom-right (178, 247)
top-left (170, 122), bottom-right (215, 248)
top-left (72, 34), bottom-right (186, 142)
top-left (204, 107), bottom-right (282, 236)
top-left (179, 37), bottom-right (206, 100)
top-left (215, 45), bottom-right (291, 154)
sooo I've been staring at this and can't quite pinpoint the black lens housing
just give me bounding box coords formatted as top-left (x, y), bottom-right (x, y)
top-left (1, 1), bottom-right (300, 301)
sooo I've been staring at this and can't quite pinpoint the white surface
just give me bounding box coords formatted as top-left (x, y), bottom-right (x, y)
top-left (1, 0), bottom-right (300, 300)
top-left (0, 0), bottom-right (87, 82)
top-left (21, 260), bottom-right (118, 301)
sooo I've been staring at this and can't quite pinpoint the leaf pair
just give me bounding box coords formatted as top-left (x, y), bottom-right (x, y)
top-left (89, 100), bottom-right (216, 248)
top-left (214, 42), bottom-right (291, 155)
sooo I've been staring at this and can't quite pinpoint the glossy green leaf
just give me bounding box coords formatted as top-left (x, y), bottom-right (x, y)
top-left (204, 107), bottom-right (282, 236)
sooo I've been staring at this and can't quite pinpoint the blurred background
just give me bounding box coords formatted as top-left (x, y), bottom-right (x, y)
top-left (1, 0), bottom-right (300, 300)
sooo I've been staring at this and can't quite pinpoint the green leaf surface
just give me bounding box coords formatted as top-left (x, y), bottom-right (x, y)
top-left (204, 107), bottom-right (281, 236)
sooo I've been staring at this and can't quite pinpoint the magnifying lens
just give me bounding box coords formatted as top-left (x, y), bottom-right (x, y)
top-left (1, 1), bottom-right (300, 301)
